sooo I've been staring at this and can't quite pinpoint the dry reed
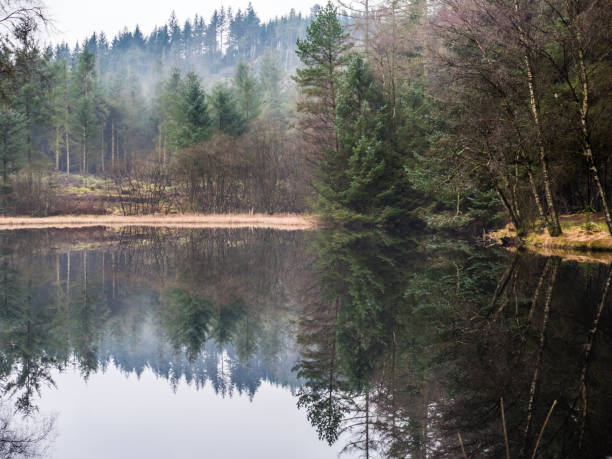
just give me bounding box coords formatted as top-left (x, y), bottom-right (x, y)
top-left (0, 214), bottom-right (317, 230)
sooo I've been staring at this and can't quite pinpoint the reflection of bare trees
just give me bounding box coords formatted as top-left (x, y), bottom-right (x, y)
top-left (521, 258), bottom-right (558, 456)
top-left (577, 264), bottom-right (612, 448)
top-left (295, 232), bottom-right (612, 458)
top-left (438, 256), bottom-right (612, 458)
top-left (0, 402), bottom-right (55, 459)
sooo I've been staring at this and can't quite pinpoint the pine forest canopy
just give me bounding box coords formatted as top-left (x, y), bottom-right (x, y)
top-left (0, 2), bottom-right (320, 215)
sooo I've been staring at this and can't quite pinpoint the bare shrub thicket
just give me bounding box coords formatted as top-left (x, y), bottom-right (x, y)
top-left (0, 172), bottom-right (58, 216)
top-left (109, 160), bottom-right (170, 215)
top-left (173, 124), bottom-right (307, 214)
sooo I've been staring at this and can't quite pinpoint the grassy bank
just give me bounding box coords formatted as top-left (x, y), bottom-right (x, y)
top-left (0, 214), bottom-right (317, 230)
top-left (492, 213), bottom-right (612, 259)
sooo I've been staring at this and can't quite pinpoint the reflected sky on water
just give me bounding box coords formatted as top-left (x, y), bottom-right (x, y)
top-left (1, 227), bottom-right (611, 458)
top-left (38, 364), bottom-right (341, 459)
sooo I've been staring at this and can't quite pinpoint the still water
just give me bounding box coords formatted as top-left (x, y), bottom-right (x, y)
top-left (0, 227), bottom-right (611, 458)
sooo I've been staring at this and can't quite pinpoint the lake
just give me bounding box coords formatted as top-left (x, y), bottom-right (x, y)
top-left (0, 227), bottom-right (610, 458)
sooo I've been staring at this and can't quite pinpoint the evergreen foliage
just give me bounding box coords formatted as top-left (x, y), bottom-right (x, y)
top-left (295, 5), bottom-right (424, 230)
top-left (211, 84), bottom-right (245, 137)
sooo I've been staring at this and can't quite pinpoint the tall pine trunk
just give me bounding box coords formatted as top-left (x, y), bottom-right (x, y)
top-left (111, 120), bottom-right (115, 168)
top-left (100, 124), bottom-right (105, 173)
top-left (55, 126), bottom-right (60, 170)
top-left (82, 128), bottom-right (87, 175)
top-left (65, 124), bottom-right (70, 176)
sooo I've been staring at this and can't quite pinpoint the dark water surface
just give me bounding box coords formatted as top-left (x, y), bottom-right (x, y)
top-left (0, 228), bottom-right (611, 458)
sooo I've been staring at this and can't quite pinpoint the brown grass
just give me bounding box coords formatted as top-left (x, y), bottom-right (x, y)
top-left (0, 214), bottom-right (317, 230)
top-left (493, 213), bottom-right (612, 263)
top-left (525, 227), bottom-right (612, 251)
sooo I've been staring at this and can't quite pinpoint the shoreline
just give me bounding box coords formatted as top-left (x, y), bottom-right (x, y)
top-left (490, 213), bottom-right (612, 263)
top-left (0, 214), bottom-right (317, 230)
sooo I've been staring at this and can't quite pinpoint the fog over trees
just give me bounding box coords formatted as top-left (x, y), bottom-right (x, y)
top-left (0, 0), bottom-right (610, 234)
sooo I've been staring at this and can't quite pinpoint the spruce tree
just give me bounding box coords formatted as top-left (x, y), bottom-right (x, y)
top-left (234, 60), bottom-right (260, 123)
top-left (211, 85), bottom-right (245, 136)
top-left (176, 72), bottom-right (213, 148)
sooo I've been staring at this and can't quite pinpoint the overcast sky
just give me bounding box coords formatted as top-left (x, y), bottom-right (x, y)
top-left (44, 0), bottom-right (318, 45)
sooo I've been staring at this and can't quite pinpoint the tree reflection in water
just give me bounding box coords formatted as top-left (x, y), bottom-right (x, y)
top-left (295, 231), bottom-right (612, 458)
top-left (0, 228), bottom-right (611, 458)
top-left (0, 228), bottom-right (304, 415)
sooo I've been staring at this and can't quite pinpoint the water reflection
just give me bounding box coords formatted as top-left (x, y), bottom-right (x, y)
top-left (0, 228), bottom-right (611, 458)
top-left (0, 400), bottom-right (54, 458)
top-left (0, 228), bottom-right (303, 417)
top-left (296, 231), bottom-right (612, 458)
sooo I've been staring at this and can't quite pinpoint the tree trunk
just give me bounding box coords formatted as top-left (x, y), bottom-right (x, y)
top-left (496, 184), bottom-right (521, 231)
top-left (158, 132), bottom-right (162, 165)
top-left (100, 124), bottom-right (105, 173)
top-left (521, 258), bottom-right (559, 455)
top-left (576, 48), bottom-right (612, 233)
top-left (514, 0), bottom-right (562, 236)
top-left (526, 167), bottom-right (549, 228)
top-left (560, 0), bottom-right (612, 234)
top-left (111, 121), bottom-right (115, 169)
top-left (65, 124), bottom-right (70, 176)
top-left (364, 0), bottom-right (369, 57)
top-left (525, 55), bottom-right (561, 236)
top-left (82, 128), bottom-right (87, 175)
top-left (55, 126), bottom-right (60, 171)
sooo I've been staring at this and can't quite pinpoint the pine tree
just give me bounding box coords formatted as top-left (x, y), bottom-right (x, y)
top-left (295, 1), bottom-right (349, 155)
top-left (159, 68), bottom-right (182, 159)
top-left (71, 46), bottom-right (100, 175)
top-left (13, 19), bottom-right (51, 170)
top-left (0, 108), bottom-right (26, 185)
top-left (234, 60), bottom-right (260, 123)
top-left (176, 72), bottom-right (213, 148)
top-left (258, 49), bottom-right (284, 117)
top-left (211, 85), bottom-right (245, 136)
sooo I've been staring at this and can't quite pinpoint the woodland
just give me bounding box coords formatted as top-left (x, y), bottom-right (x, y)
top-left (0, 0), bottom-right (611, 236)
top-left (1, 1), bottom-right (612, 457)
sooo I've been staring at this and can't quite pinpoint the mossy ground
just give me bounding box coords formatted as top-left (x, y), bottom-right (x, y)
top-left (493, 213), bottom-right (612, 262)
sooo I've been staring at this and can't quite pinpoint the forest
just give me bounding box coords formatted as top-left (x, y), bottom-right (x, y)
top-left (2, 1), bottom-right (612, 457)
top-left (0, 0), bottom-right (611, 236)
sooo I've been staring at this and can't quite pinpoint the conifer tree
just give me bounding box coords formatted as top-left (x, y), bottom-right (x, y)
top-left (295, 1), bottom-right (349, 155)
top-left (234, 60), bottom-right (260, 123)
top-left (259, 50), bottom-right (282, 100)
top-left (0, 108), bottom-right (26, 184)
top-left (175, 72), bottom-right (213, 148)
top-left (71, 46), bottom-right (99, 175)
top-left (211, 84), bottom-right (245, 136)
